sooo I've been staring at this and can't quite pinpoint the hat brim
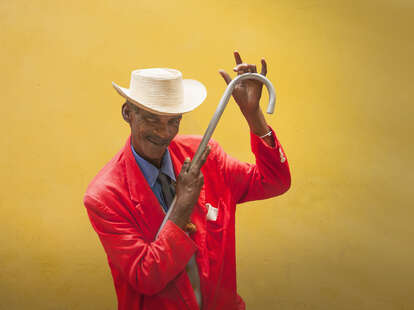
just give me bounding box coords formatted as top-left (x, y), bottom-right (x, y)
top-left (112, 79), bottom-right (207, 115)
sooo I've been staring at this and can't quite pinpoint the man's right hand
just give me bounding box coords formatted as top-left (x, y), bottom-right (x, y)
top-left (170, 145), bottom-right (211, 230)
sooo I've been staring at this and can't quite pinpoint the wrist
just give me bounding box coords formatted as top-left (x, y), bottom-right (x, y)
top-left (244, 109), bottom-right (276, 147)
top-left (170, 215), bottom-right (187, 230)
top-left (244, 109), bottom-right (269, 136)
top-left (170, 210), bottom-right (197, 233)
top-left (170, 197), bottom-right (192, 229)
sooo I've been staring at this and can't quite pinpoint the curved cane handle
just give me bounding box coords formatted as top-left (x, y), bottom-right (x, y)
top-left (190, 72), bottom-right (276, 167)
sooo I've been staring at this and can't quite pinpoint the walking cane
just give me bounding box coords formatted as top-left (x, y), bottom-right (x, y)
top-left (155, 72), bottom-right (276, 239)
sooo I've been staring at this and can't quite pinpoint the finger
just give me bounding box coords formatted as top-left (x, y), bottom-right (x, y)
top-left (198, 145), bottom-right (211, 168)
top-left (198, 171), bottom-right (204, 180)
top-left (233, 64), bottom-right (249, 71)
top-left (250, 64), bottom-right (257, 73)
top-left (198, 173), bottom-right (204, 186)
top-left (219, 70), bottom-right (232, 85)
top-left (260, 58), bottom-right (267, 76)
top-left (234, 50), bottom-right (243, 65)
top-left (233, 63), bottom-right (249, 75)
top-left (180, 157), bottom-right (191, 173)
top-left (191, 145), bottom-right (211, 172)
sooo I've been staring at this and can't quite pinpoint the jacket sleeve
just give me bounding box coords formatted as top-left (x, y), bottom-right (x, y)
top-left (83, 194), bottom-right (197, 296)
top-left (213, 126), bottom-right (291, 204)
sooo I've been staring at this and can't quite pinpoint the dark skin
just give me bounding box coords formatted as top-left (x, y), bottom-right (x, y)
top-left (122, 103), bottom-right (183, 168)
top-left (122, 102), bottom-right (210, 229)
top-left (122, 51), bottom-right (273, 229)
top-left (219, 51), bottom-right (275, 147)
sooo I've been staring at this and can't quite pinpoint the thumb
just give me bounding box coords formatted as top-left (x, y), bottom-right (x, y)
top-left (219, 70), bottom-right (231, 85)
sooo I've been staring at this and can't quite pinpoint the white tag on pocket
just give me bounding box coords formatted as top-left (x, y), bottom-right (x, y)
top-left (206, 203), bottom-right (218, 221)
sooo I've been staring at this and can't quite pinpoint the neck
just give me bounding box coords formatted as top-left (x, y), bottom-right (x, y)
top-left (147, 157), bottom-right (162, 169)
top-left (131, 141), bottom-right (163, 168)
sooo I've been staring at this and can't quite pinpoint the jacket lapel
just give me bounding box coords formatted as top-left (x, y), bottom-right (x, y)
top-left (123, 135), bottom-right (165, 239)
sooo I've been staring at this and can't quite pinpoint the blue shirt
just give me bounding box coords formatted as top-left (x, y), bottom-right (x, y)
top-left (131, 143), bottom-right (176, 212)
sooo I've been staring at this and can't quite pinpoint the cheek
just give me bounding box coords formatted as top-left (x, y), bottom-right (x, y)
top-left (130, 123), bottom-right (149, 144)
top-left (171, 121), bottom-right (181, 135)
top-left (169, 126), bottom-right (180, 139)
top-left (171, 125), bottom-right (179, 134)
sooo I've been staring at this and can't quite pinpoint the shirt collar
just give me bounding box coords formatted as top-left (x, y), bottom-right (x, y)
top-left (130, 143), bottom-right (176, 188)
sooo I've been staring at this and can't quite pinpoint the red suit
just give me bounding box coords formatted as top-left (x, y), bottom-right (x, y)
top-left (83, 128), bottom-right (291, 310)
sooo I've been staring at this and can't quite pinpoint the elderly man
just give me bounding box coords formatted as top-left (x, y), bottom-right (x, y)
top-left (83, 51), bottom-right (291, 310)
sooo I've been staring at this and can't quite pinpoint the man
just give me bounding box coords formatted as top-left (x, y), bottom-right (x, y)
top-left (84, 51), bottom-right (291, 310)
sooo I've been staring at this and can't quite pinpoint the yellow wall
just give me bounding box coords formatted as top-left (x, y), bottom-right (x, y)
top-left (1, 0), bottom-right (413, 309)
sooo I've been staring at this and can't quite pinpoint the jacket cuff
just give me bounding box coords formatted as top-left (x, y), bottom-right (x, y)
top-left (157, 220), bottom-right (198, 259)
top-left (251, 126), bottom-right (287, 163)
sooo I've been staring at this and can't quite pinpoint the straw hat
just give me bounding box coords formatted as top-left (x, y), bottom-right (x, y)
top-left (112, 68), bottom-right (207, 115)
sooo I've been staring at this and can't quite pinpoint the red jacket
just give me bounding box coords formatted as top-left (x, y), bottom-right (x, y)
top-left (83, 129), bottom-right (291, 310)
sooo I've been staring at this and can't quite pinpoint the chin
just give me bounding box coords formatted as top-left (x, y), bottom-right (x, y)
top-left (145, 145), bottom-right (167, 161)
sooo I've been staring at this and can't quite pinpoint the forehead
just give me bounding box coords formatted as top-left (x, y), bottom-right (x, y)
top-left (139, 108), bottom-right (182, 120)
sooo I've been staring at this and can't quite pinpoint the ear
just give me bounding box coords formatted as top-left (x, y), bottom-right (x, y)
top-left (121, 102), bottom-right (131, 124)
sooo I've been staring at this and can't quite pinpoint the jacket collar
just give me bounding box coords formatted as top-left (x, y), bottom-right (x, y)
top-left (123, 135), bottom-right (185, 239)
top-left (123, 135), bottom-right (157, 205)
top-left (123, 135), bottom-right (180, 205)
top-left (130, 143), bottom-right (176, 188)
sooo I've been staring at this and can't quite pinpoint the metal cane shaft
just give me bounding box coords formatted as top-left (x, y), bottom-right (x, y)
top-left (156, 73), bottom-right (276, 238)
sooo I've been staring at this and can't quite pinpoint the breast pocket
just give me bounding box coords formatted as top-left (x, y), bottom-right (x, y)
top-left (205, 199), bottom-right (226, 256)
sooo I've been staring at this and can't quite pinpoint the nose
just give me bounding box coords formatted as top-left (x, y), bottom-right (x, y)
top-left (154, 122), bottom-right (172, 140)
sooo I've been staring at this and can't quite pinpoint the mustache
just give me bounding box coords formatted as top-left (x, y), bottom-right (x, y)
top-left (147, 135), bottom-right (170, 145)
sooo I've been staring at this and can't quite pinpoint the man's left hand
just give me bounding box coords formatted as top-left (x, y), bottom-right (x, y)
top-left (219, 51), bottom-right (274, 147)
top-left (219, 51), bottom-right (267, 119)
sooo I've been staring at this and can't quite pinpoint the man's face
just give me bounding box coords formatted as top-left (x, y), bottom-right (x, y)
top-left (124, 102), bottom-right (182, 167)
